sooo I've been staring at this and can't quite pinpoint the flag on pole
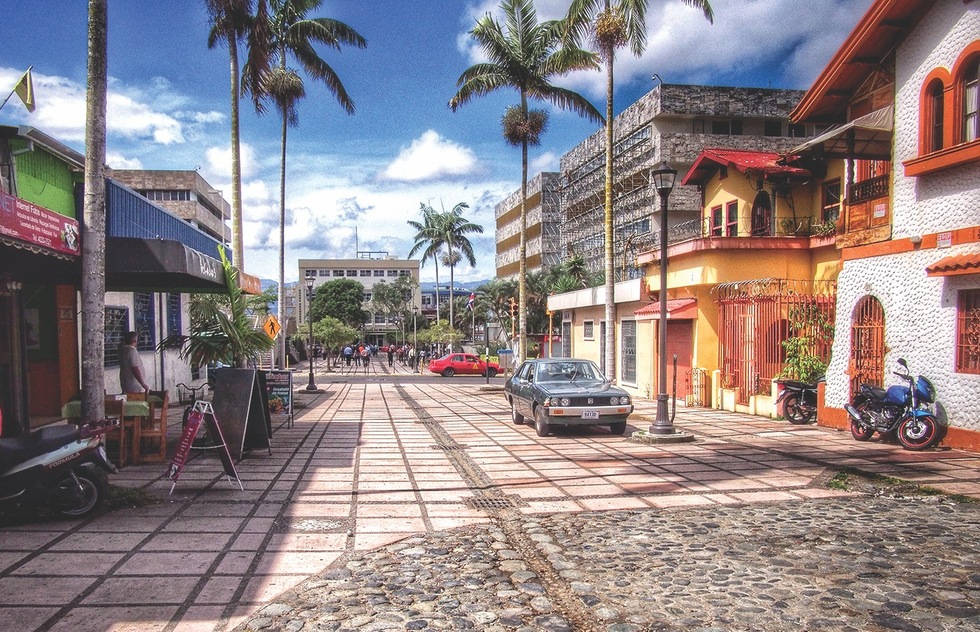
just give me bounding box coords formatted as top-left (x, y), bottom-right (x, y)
top-left (14, 67), bottom-right (35, 113)
top-left (466, 292), bottom-right (475, 311)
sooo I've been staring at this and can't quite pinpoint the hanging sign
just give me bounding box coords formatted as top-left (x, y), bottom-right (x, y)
top-left (0, 191), bottom-right (80, 256)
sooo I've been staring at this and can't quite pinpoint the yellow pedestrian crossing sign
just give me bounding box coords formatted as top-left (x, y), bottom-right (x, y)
top-left (263, 315), bottom-right (282, 339)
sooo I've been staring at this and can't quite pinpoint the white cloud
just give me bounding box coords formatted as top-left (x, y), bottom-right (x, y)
top-left (530, 151), bottom-right (559, 173)
top-left (458, 0), bottom-right (870, 95)
top-left (379, 130), bottom-right (481, 182)
top-left (106, 152), bottom-right (143, 170)
top-left (204, 142), bottom-right (260, 181)
top-left (0, 67), bottom-right (221, 145)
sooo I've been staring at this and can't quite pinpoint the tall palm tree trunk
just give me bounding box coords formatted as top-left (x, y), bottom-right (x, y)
top-left (434, 258), bottom-right (440, 324)
top-left (602, 48), bottom-right (616, 380)
top-left (518, 95), bottom-right (528, 362)
top-left (277, 107), bottom-right (287, 369)
top-left (81, 0), bottom-right (107, 422)
top-left (448, 238), bottom-right (454, 331)
top-left (227, 33), bottom-right (245, 270)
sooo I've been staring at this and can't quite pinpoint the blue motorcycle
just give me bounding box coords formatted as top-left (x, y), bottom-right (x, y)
top-left (844, 358), bottom-right (941, 450)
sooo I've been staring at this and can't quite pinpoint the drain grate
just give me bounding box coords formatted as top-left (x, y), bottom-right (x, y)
top-left (464, 495), bottom-right (526, 510)
top-left (430, 443), bottom-right (464, 451)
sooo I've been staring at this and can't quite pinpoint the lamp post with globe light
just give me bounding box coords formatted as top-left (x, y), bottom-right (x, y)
top-left (650, 161), bottom-right (677, 434)
top-left (304, 275), bottom-right (319, 392)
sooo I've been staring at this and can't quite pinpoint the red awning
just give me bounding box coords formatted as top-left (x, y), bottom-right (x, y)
top-left (926, 253), bottom-right (980, 277)
top-left (681, 148), bottom-right (810, 186)
top-left (633, 298), bottom-right (698, 320)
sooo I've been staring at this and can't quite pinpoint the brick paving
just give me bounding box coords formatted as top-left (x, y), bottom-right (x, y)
top-left (0, 379), bottom-right (977, 631)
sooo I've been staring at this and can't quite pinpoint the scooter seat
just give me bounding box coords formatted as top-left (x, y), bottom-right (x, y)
top-left (779, 380), bottom-right (811, 390)
top-left (0, 425), bottom-right (81, 470)
top-left (861, 384), bottom-right (888, 400)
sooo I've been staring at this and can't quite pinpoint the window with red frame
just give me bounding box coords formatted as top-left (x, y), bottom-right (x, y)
top-left (963, 57), bottom-right (979, 143)
top-left (928, 80), bottom-right (945, 152)
top-left (725, 201), bottom-right (738, 236)
top-left (822, 179), bottom-right (841, 223)
top-left (957, 289), bottom-right (980, 374)
top-left (710, 205), bottom-right (723, 236)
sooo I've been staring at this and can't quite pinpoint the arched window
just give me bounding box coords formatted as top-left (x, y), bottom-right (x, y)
top-left (928, 79), bottom-right (945, 152)
top-left (962, 56), bottom-right (979, 143)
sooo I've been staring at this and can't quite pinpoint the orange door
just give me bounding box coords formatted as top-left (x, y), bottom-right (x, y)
top-left (662, 320), bottom-right (693, 399)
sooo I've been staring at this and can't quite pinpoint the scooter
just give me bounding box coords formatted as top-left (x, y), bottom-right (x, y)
top-left (844, 358), bottom-right (942, 451)
top-left (0, 417), bottom-right (117, 518)
top-left (776, 377), bottom-right (821, 424)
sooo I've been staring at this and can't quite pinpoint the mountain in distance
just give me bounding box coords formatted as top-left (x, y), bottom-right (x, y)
top-left (420, 279), bottom-right (490, 292)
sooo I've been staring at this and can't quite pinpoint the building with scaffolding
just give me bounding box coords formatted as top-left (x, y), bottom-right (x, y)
top-left (558, 83), bottom-right (813, 281)
top-left (494, 172), bottom-right (561, 279)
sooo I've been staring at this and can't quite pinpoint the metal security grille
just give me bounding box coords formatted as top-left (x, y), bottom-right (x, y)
top-left (464, 496), bottom-right (526, 510)
top-left (166, 292), bottom-right (181, 339)
top-left (956, 289), bottom-right (980, 374)
top-left (599, 322), bottom-right (606, 375)
top-left (849, 295), bottom-right (885, 396)
top-left (716, 279), bottom-right (836, 405)
top-left (561, 321), bottom-right (572, 357)
top-left (621, 320), bottom-right (636, 383)
top-left (134, 292), bottom-right (155, 351)
top-left (104, 306), bottom-right (129, 367)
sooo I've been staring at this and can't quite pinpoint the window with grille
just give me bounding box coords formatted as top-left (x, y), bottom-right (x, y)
top-left (710, 205), bottom-right (723, 236)
top-left (166, 293), bottom-right (181, 339)
top-left (583, 320), bottom-right (594, 340)
top-left (134, 292), bottom-right (155, 351)
top-left (104, 307), bottom-right (129, 367)
top-left (373, 270), bottom-right (385, 277)
top-left (963, 58), bottom-right (979, 142)
top-left (561, 321), bottom-right (572, 357)
top-left (957, 289), bottom-right (980, 374)
top-left (621, 320), bottom-right (636, 383)
top-left (346, 270), bottom-right (357, 276)
top-left (359, 270), bottom-right (371, 277)
top-left (318, 269), bottom-right (329, 276)
top-left (332, 270), bottom-right (344, 277)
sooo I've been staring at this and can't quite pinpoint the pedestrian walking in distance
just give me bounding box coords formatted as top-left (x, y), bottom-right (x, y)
top-left (387, 346), bottom-right (394, 368)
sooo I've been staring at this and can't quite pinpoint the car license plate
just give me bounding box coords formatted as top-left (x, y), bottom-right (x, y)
top-left (582, 409), bottom-right (600, 419)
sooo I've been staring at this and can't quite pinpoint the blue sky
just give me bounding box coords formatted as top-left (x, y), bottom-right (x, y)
top-left (0, 0), bottom-right (870, 283)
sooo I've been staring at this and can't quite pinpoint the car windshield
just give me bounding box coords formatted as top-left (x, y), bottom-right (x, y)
top-left (534, 361), bottom-right (604, 383)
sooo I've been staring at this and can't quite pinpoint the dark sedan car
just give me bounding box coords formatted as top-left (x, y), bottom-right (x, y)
top-left (504, 358), bottom-right (633, 437)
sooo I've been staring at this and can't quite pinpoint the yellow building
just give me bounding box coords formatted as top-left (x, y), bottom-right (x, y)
top-left (549, 148), bottom-right (843, 417)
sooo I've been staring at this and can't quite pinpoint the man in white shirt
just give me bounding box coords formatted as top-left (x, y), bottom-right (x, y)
top-left (119, 331), bottom-right (148, 393)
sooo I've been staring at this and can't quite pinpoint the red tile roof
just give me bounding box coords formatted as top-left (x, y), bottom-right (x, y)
top-left (633, 298), bottom-right (698, 320)
top-left (681, 148), bottom-right (810, 186)
top-left (925, 253), bottom-right (980, 277)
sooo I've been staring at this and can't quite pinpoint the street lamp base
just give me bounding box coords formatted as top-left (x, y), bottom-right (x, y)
top-left (630, 429), bottom-right (695, 444)
top-left (303, 387), bottom-right (324, 393)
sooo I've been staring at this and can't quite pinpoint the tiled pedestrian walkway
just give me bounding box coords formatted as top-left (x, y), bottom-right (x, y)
top-left (1, 382), bottom-right (976, 631)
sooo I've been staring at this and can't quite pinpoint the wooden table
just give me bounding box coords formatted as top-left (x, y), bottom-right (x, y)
top-left (62, 397), bottom-right (155, 466)
top-left (61, 400), bottom-right (151, 419)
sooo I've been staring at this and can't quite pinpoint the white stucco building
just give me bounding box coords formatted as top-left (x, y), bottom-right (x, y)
top-left (792, 0), bottom-right (980, 443)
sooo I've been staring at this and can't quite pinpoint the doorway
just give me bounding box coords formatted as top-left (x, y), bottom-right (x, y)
top-left (849, 295), bottom-right (885, 396)
top-left (662, 320), bottom-right (693, 399)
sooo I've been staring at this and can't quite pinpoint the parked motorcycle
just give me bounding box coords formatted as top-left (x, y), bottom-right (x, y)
top-left (776, 377), bottom-right (821, 424)
top-left (0, 418), bottom-right (117, 518)
top-left (844, 358), bottom-right (941, 451)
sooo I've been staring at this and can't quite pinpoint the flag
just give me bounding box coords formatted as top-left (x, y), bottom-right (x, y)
top-left (13, 67), bottom-right (35, 113)
top-left (466, 292), bottom-right (475, 311)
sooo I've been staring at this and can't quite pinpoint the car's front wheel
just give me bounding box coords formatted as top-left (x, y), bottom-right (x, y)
top-left (510, 400), bottom-right (524, 425)
top-left (609, 421), bottom-right (627, 435)
top-left (485, 368), bottom-right (497, 378)
top-left (534, 407), bottom-right (550, 437)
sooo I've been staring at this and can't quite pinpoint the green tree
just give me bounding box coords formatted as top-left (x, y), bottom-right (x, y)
top-left (309, 278), bottom-right (367, 328)
top-left (408, 203), bottom-right (445, 323)
top-left (163, 248), bottom-right (274, 368)
top-left (433, 202), bottom-right (482, 332)
top-left (247, 0), bottom-right (366, 368)
top-left (478, 277), bottom-right (518, 343)
top-left (450, 0), bottom-right (602, 362)
top-left (245, 286), bottom-right (278, 315)
top-left (370, 275), bottom-right (417, 322)
top-left (205, 0), bottom-right (268, 270)
top-left (564, 0), bottom-right (713, 379)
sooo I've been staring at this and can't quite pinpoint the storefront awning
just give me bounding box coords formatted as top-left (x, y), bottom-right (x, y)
top-left (790, 105), bottom-right (893, 160)
top-left (633, 298), bottom-right (698, 320)
top-left (926, 253), bottom-right (980, 277)
top-left (106, 237), bottom-right (226, 292)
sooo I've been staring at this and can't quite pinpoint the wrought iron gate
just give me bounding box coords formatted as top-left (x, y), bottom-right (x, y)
top-left (849, 295), bottom-right (885, 396)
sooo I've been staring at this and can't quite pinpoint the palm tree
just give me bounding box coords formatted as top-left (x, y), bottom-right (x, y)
top-left (450, 0), bottom-right (603, 362)
top-left (206, 0), bottom-right (269, 271)
top-left (563, 254), bottom-right (590, 288)
top-left (434, 203), bottom-right (483, 331)
top-left (248, 0), bottom-right (366, 369)
top-left (408, 203), bottom-right (446, 323)
top-left (80, 0), bottom-right (108, 423)
top-left (565, 0), bottom-right (713, 380)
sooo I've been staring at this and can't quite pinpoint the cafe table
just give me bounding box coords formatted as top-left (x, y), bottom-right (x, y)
top-left (61, 396), bottom-right (156, 466)
top-left (60, 399), bottom-right (152, 419)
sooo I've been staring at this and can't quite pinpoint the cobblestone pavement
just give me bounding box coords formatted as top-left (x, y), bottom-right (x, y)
top-left (1, 381), bottom-right (977, 632)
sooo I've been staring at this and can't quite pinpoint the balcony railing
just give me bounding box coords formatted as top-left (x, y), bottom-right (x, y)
top-left (848, 174), bottom-right (889, 204)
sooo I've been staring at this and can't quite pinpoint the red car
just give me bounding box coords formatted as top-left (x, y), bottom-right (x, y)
top-left (428, 353), bottom-right (500, 378)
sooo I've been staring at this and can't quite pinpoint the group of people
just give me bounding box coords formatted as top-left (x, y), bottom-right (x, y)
top-left (332, 341), bottom-right (458, 372)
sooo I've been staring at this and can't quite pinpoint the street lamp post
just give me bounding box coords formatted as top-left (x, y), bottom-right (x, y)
top-left (304, 275), bottom-right (319, 393)
top-left (650, 161), bottom-right (677, 434)
top-left (413, 306), bottom-right (419, 373)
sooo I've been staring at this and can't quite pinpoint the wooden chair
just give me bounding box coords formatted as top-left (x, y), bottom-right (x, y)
top-left (140, 390), bottom-right (169, 463)
top-left (103, 397), bottom-right (137, 468)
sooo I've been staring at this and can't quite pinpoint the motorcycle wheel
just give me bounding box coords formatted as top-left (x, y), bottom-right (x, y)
top-left (54, 467), bottom-right (107, 518)
top-left (897, 415), bottom-right (938, 451)
top-left (782, 393), bottom-right (812, 424)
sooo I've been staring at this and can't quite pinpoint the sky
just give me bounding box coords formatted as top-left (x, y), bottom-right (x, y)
top-left (0, 0), bottom-right (871, 284)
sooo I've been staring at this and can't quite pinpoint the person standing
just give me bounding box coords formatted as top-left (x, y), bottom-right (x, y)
top-left (361, 345), bottom-right (371, 371)
top-left (387, 346), bottom-right (394, 368)
top-left (119, 331), bottom-right (149, 393)
top-left (343, 344), bottom-right (353, 367)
